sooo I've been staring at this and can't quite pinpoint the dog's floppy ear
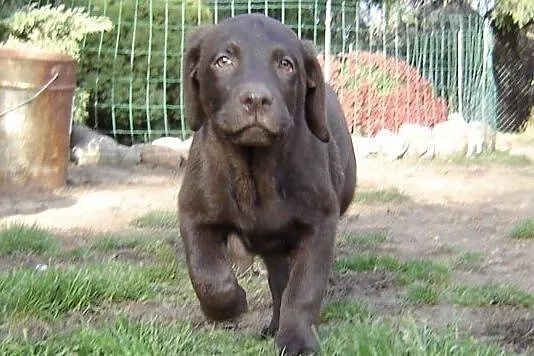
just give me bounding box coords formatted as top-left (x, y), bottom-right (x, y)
top-left (300, 40), bottom-right (330, 142)
top-left (184, 25), bottom-right (212, 131)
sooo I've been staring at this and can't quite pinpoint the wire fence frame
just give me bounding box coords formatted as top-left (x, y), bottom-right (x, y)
top-left (30, 0), bottom-right (506, 142)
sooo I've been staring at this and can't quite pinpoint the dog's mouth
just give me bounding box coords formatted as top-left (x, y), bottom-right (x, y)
top-left (227, 125), bottom-right (280, 147)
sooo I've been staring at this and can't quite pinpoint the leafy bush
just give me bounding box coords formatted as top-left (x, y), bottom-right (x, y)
top-left (321, 52), bottom-right (448, 135)
top-left (77, 0), bottom-right (213, 142)
top-left (1, 4), bottom-right (112, 59)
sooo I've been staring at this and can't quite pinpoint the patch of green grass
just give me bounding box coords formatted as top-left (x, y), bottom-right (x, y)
top-left (353, 188), bottom-right (410, 204)
top-left (340, 231), bottom-right (388, 247)
top-left (396, 259), bottom-right (451, 286)
top-left (447, 284), bottom-right (534, 308)
top-left (335, 252), bottom-right (400, 272)
top-left (132, 210), bottom-right (178, 229)
top-left (447, 151), bottom-right (532, 166)
top-left (335, 253), bottom-right (451, 286)
top-left (510, 219), bottom-right (534, 240)
top-left (90, 233), bottom-right (147, 252)
top-left (0, 224), bottom-right (59, 256)
top-left (0, 317), bottom-right (274, 355)
top-left (1, 315), bottom-right (507, 356)
top-left (319, 317), bottom-right (506, 356)
top-left (64, 233), bottom-right (178, 264)
top-left (0, 260), bottom-right (182, 320)
top-left (404, 282), bottom-right (440, 305)
top-left (321, 300), bottom-right (375, 322)
top-left (454, 251), bottom-right (485, 269)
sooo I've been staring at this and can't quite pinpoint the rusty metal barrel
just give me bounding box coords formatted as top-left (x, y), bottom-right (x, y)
top-left (0, 48), bottom-right (76, 191)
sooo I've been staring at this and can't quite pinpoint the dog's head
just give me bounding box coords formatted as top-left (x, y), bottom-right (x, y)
top-left (184, 14), bottom-right (329, 147)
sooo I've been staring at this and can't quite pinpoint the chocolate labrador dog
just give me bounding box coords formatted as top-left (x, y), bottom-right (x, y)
top-left (178, 13), bottom-right (356, 355)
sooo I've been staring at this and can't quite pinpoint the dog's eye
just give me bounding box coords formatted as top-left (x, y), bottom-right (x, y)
top-left (278, 58), bottom-right (294, 73)
top-left (214, 55), bottom-right (233, 68)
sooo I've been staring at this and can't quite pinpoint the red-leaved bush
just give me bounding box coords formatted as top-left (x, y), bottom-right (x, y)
top-left (319, 52), bottom-right (448, 135)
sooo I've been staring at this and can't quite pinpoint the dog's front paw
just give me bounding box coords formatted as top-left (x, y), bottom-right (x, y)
top-left (275, 325), bottom-right (318, 356)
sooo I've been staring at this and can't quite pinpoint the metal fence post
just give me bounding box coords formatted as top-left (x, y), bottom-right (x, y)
top-left (324, 0), bottom-right (332, 82)
top-left (457, 23), bottom-right (464, 117)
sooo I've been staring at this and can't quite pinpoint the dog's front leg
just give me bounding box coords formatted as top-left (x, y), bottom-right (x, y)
top-left (180, 220), bottom-right (247, 321)
top-left (275, 217), bottom-right (337, 355)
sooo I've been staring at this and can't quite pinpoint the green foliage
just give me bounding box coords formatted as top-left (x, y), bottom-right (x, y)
top-left (321, 300), bottom-right (375, 322)
top-left (340, 231), bottom-right (388, 246)
top-left (492, 0), bottom-right (534, 32)
top-left (353, 188), bottom-right (410, 203)
top-left (335, 252), bottom-right (401, 272)
top-left (1, 4), bottom-right (112, 60)
top-left (509, 218), bottom-right (534, 240)
top-left (447, 284), bottom-right (534, 307)
top-left (335, 253), bottom-right (451, 286)
top-left (319, 318), bottom-right (507, 356)
top-left (77, 0), bottom-right (212, 142)
top-left (404, 282), bottom-right (440, 305)
top-left (0, 224), bottom-right (59, 256)
top-left (73, 87), bottom-right (91, 124)
top-left (0, 317), bottom-right (275, 355)
top-left (0, 261), bottom-right (177, 319)
top-left (132, 210), bottom-right (178, 229)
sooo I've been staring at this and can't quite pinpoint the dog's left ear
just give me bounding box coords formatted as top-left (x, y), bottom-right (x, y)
top-left (184, 25), bottom-right (212, 131)
top-left (300, 40), bottom-right (330, 143)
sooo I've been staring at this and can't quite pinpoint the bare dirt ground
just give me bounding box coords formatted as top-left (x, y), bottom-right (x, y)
top-left (1, 154), bottom-right (534, 353)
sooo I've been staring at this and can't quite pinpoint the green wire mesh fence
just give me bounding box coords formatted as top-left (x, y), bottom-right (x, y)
top-left (10, 0), bottom-right (510, 142)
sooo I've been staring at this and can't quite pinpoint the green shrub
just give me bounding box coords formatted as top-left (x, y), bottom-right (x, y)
top-left (76, 0), bottom-right (213, 143)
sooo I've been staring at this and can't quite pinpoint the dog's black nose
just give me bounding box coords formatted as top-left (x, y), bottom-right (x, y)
top-left (239, 85), bottom-right (273, 113)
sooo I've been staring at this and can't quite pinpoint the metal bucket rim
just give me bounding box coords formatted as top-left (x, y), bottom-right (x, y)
top-left (0, 46), bottom-right (75, 63)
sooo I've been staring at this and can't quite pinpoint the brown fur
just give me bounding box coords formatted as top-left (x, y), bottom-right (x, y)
top-left (178, 14), bottom-right (356, 355)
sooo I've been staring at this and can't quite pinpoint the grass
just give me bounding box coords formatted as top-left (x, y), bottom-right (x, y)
top-left (63, 232), bottom-right (178, 263)
top-left (90, 233), bottom-right (147, 252)
top-left (132, 210), bottom-right (178, 229)
top-left (0, 312), bottom-right (508, 356)
top-left (404, 282), bottom-right (440, 305)
top-left (0, 261), bottom-right (182, 320)
top-left (447, 284), bottom-right (534, 308)
top-left (321, 300), bottom-right (375, 322)
top-left (335, 252), bottom-right (400, 272)
top-left (0, 317), bottom-right (274, 355)
top-left (0, 224), bottom-right (59, 256)
top-left (353, 188), bottom-right (410, 204)
top-left (509, 219), bottom-right (534, 240)
top-left (454, 251), bottom-right (485, 269)
top-left (446, 151), bottom-right (532, 166)
top-left (340, 231), bottom-right (388, 247)
top-left (0, 223), bottom-right (517, 355)
top-left (319, 317), bottom-right (507, 356)
top-left (335, 252), bottom-right (451, 286)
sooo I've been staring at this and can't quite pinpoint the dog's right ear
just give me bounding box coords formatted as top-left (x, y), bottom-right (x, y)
top-left (184, 25), bottom-right (212, 131)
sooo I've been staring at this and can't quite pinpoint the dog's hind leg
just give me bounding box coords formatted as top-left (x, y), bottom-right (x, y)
top-left (260, 253), bottom-right (290, 338)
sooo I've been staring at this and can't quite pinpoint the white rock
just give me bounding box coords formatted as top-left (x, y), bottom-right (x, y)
top-left (151, 136), bottom-right (192, 161)
top-left (375, 129), bottom-right (408, 160)
top-left (151, 137), bottom-right (184, 150)
top-left (351, 134), bottom-right (378, 159)
top-left (431, 117), bottom-right (468, 157)
top-left (466, 120), bottom-right (495, 156)
top-left (35, 264), bottom-right (48, 271)
top-left (398, 123), bottom-right (433, 158)
top-left (70, 125), bottom-right (142, 166)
